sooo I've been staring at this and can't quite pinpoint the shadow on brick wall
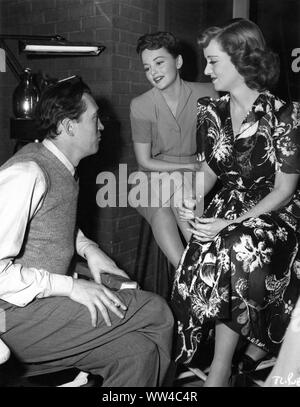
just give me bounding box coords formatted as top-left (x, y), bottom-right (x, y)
top-left (179, 40), bottom-right (200, 82)
top-left (77, 96), bottom-right (123, 242)
top-left (78, 96), bottom-right (122, 173)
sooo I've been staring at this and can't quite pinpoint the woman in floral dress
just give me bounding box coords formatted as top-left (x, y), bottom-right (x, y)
top-left (171, 18), bottom-right (300, 387)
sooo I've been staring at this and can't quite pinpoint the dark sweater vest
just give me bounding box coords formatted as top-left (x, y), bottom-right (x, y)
top-left (2, 143), bottom-right (79, 275)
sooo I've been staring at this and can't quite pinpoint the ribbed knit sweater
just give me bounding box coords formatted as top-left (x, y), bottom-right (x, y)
top-left (2, 143), bottom-right (79, 275)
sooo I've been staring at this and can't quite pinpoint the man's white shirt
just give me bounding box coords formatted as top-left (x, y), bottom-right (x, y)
top-left (0, 140), bottom-right (98, 307)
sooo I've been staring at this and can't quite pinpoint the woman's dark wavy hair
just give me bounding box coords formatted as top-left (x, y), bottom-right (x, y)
top-left (197, 18), bottom-right (280, 91)
top-left (35, 77), bottom-right (92, 139)
top-left (136, 31), bottom-right (181, 58)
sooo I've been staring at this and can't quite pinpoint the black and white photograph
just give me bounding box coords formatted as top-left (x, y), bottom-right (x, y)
top-left (0, 0), bottom-right (299, 399)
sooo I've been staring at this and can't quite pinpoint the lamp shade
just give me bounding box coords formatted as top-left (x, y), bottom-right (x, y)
top-left (19, 40), bottom-right (106, 56)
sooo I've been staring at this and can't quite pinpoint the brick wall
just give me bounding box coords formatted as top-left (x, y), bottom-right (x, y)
top-left (106, 0), bottom-right (159, 274)
top-left (0, 0), bottom-right (159, 276)
top-left (165, 0), bottom-right (206, 82)
top-left (78, 0), bottom-right (160, 276)
top-left (165, 0), bottom-right (233, 82)
top-left (0, 0), bottom-right (232, 276)
top-left (250, 0), bottom-right (300, 101)
top-left (0, 0), bottom-right (114, 164)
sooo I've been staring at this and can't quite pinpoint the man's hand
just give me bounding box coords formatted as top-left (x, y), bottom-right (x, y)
top-left (69, 278), bottom-right (127, 327)
top-left (84, 244), bottom-right (130, 284)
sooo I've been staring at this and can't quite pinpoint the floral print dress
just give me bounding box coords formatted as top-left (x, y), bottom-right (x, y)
top-left (171, 92), bottom-right (300, 365)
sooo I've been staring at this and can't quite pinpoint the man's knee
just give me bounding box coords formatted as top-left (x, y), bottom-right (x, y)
top-left (137, 290), bottom-right (174, 327)
top-left (151, 294), bottom-right (174, 327)
top-left (106, 333), bottom-right (161, 386)
top-left (116, 289), bottom-right (174, 338)
top-left (133, 333), bottom-right (159, 360)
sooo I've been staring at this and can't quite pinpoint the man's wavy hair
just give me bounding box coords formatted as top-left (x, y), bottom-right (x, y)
top-left (198, 18), bottom-right (280, 91)
top-left (35, 77), bottom-right (92, 139)
top-left (136, 31), bottom-right (181, 58)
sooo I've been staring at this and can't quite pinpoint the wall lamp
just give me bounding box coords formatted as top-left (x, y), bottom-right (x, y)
top-left (0, 34), bottom-right (106, 144)
top-left (0, 34), bottom-right (106, 80)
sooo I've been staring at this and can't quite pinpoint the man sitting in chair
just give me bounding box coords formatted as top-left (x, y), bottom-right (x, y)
top-left (0, 77), bottom-right (173, 387)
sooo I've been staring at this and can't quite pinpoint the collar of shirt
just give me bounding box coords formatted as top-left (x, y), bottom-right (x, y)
top-left (42, 139), bottom-right (75, 177)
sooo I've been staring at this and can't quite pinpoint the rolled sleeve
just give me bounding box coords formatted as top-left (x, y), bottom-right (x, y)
top-left (46, 273), bottom-right (74, 298)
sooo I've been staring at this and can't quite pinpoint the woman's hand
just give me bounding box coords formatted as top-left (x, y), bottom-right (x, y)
top-left (84, 245), bottom-right (129, 284)
top-left (187, 217), bottom-right (231, 242)
top-left (177, 204), bottom-right (196, 221)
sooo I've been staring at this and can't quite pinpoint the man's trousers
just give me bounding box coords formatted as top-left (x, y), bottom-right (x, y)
top-left (0, 289), bottom-right (174, 387)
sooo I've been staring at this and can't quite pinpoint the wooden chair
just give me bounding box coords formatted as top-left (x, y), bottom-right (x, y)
top-left (173, 334), bottom-right (277, 388)
top-left (236, 357), bottom-right (277, 387)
